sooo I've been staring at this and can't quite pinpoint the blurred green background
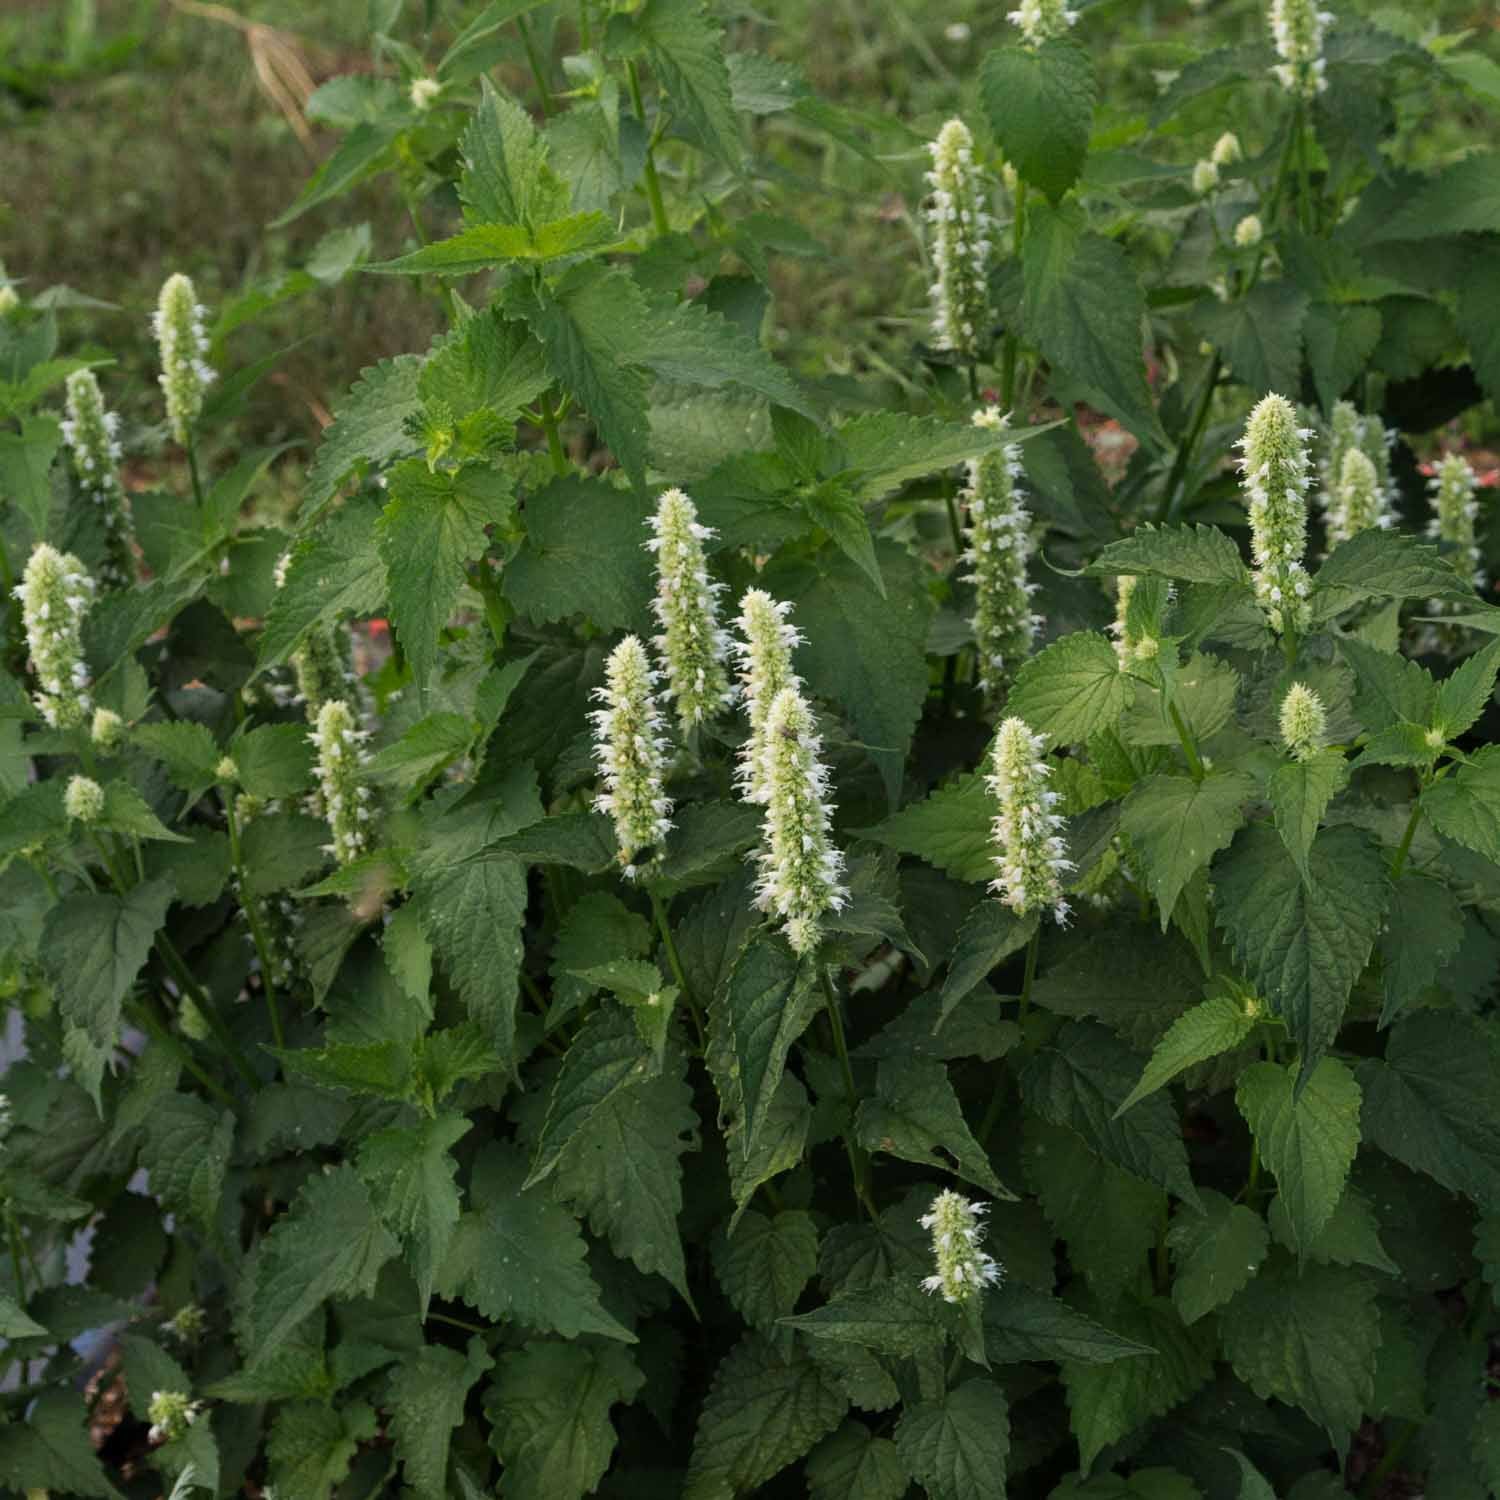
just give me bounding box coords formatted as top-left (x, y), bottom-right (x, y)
top-left (3, 0), bottom-right (1497, 467)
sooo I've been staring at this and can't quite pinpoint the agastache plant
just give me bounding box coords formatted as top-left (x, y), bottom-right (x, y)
top-left (1238, 393), bottom-right (1313, 636)
top-left (1280, 682), bottom-right (1328, 760)
top-left (920, 1190), bottom-right (1003, 1304)
top-left (1268, 0), bottom-right (1334, 98)
top-left (733, 589), bottom-right (802, 804)
top-left (961, 406), bottom-right (1040, 700)
top-left (1427, 452), bottom-right (1483, 594)
top-left (1006, 0), bottom-right (1079, 46)
top-left (16, 542), bottom-right (95, 730)
top-left (153, 272), bottom-right (215, 445)
top-left (591, 635), bottom-right (673, 877)
top-left (60, 369), bottom-right (134, 588)
top-left (310, 699), bottom-right (372, 866)
top-left (752, 685), bottom-right (847, 956)
top-left (645, 488), bottom-right (733, 732)
top-left (987, 717), bottom-right (1072, 923)
top-left (924, 118), bottom-right (993, 361)
top-left (1325, 447), bottom-right (1391, 547)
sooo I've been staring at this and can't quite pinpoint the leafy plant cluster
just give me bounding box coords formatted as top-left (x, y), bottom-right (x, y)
top-left (2, 1), bottom-right (1500, 1497)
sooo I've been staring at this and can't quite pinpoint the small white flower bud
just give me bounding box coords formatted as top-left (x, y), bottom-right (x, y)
top-left (409, 76), bottom-right (441, 110)
top-left (1325, 447), bottom-right (1391, 547)
top-left (1191, 159), bottom-right (1220, 196)
top-left (310, 699), bottom-right (369, 865)
top-left (925, 119), bottom-right (994, 360)
top-left (90, 707), bottom-right (124, 750)
top-left (987, 717), bottom-right (1073, 924)
top-left (733, 589), bottom-right (803, 804)
top-left (920, 1189), bottom-right (1004, 1304)
top-left (152, 273), bottom-right (215, 445)
top-left (62, 369), bottom-right (135, 588)
top-left (145, 1389), bottom-right (202, 1445)
top-left (591, 636), bottom-right (673, 874)
top-left (215, 756), bottom-right (238, 784)
top-left (1279, 683), bottom-right (1328, 760)
top-left (16, 543), bottom-right (95, 730)
top-left (1236, 393), bottom-right (1314, 636)
top-left (1006, 0), bottom-right (1080, 46)
top-left (1233, 214), bottom-right (1263, 248)
top-left (1212, 132), bottom-right (1243, 168)
top-left (64, 775), bottom-right (105, 824)
top-left (0, 285), bottom-right (19, 318)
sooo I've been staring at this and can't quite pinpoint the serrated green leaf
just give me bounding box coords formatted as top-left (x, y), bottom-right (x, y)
top-left (132, 719), bottom-right (222, 798)
top-left (1166, 1189), bottom-right (1269, 1325)
top-left (0, 414), bottom-right (61, 537)
top-left (1338, 636), bottom-right (1436, 731)
top-left (1268, 1185), bottom-right (1396, 1274)
top-left (0, 1389), bottom-right (122, 1499)
top-left (1116, 993), bottom-right (1258, 1116)
top-left (980, 39), bottom-right (1095, 203)
top-left (895, 1377), bottom-right (1010, 1500)
top-left (782, 1276), bottom-right (947, 1359)
top-left (1269, 751), bottom-right (1350, 884)
top-left (714, 1209), bottom-right (819, 1329)
top-left (864, 774), bottom-right (993, 885)
top-left (370, 214), bottom-right (618, 273)
top-left (367, 712), bottom-right (475, 801)
top-left (632, 0), bottom-right (743, 169)
top-left (459, 78), bottom-right (561, 225)
top-left (1006, 632), bottom-right (1132, 745)
top-left (1121, 771), bottom-right (1251, 928)
top-left (549, 890), bottom-right (653, 1020)
top-left (982, 1283), bottom-right (1156, 1365)
top-left (1200, 280), bottom-right (1309, 398)
top-left (266, 1400), bottom-right (377, 1500)
top-left (1423, 743), bottom-right (1500, 863)
top-left (1312, 529), bottom-right (1463, 623)
top-left (388, 1338), bottom-right (492, 1500)
top-left (1379, 874), bottom-right (1465, 1025)
top-left (1305, 302), bottom-right (1383, 414)
top-left (807, 1423), bottom-right (909, 1500)
top-left (302, 358), bottom-right (423, 521)
top-left (1086, 524), bottom-right (1251, 588)
top-left (140, 1093), bottom-right (235, 1236)
top-left (939, 901), bottom-right (1037, 1018)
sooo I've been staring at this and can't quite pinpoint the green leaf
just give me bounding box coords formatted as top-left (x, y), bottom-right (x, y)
top-left (1022, 203), bottom-right (1165, 447)
top-left (1268, 1185), bottom-right (1397, 1274)
top-left (1220, 1255), bottom-right (1381, 1455)
top-left (864, 775), bottom-right (993, 885)
top-left (1085, 524), bottom-right (1251, 589)
top-left (794, 481), bottom-right (882, 594)
top-left (1358, 1011), bottom-right (1500, 1212)
top-left (980, 39), bottom-right (1095, 203)
top-left (459, 78), bottom-right (559, 224)
top-left (894, 1378), bottom-right (1010, 1500)
top-left (0, 1290), bottom-right (46, 1338)
top-left (982, 1283), bottom-right (1156, 1365)
top-left (485, 1340), bottom-right (645, 1500)
top-left (95, 781), bottom-right (190, 844)
top-left (370, 214), bottom-right (618, 273)
top-left (1379, 875), bottom-right (1465, 1025)
top-left (276, 1040), bottom-right (412, 1100)
top-left (940, 901), bottom-right (1038, 1018)
top-left (140, 1093), bottom-right (235, 1236)
top-left (1236, 1058), bottom-right (1362, 1255)
top-left (1021, 1021), bottom-right (1199, 1207)
top-left (367, 712), bottom-right (475, 801)
top-left (549, 890), bottom-right (653, 1018)
top-left (856, 1056), bottom-right (1009, 1199)
top-left (437, 1143), bottom-right (633, 1340)
top-left (714, 1208), bottom-right (819, 1329)
top-left (1006, 632), bottom-right (1132, 745)
top-left (1434, 637), bottom-right (1500, 741)
top-left (243, 1165), bottom-right (400, 1365)
top-left (782, 1276), bottom-right (946, 1359)
top-left (684, 1335), bottom-right (849, 1500)
top-left (487, 810), bottom-right (618, 872)
top-left (302, 357), bottom-right (423, 521)
top-left (1166, 1189), bottom-right (1270, 1325)
top-left (807, 1424), bottom-right (909, 1500)
top-left (1121, 771), bottom-right (1252, 929)
top-left (419, 311), bottom-right (552, 426)
top-left (1215, 824), bottom-right (1390, 1081)
top-left (1199, 280), bottom-right (1309, 398)
top-left (1115, 992), bottom-right (1259, 1116)
top-left (1354, 151), bottom-right (1500, 242)
top-left (388, 1338), bottom-right (492, 1500)
top-left (356, 1114), bottom-right (471, 1314)
top-left (1305, 302), bottom-right (1383, 414)
top-left (1268, 751), bottom-right (1350, 884)
top-left (0, 1389), bottom-right (122, 1499)
top-left (503, 475), bottom-right (655, 632)
top-left (266, 1401), bottom-right (377, 1500)
top-left (1311, 529), bottom-right (1462, 623)
top-left (1423, 744), bottom-right (1500, 863)
top-left (652, 800), bottom-right (762, 891)
top-left (377, 460), bottom-right (512, 692)
top-left (1338, 636), bottom-right (1436, 732)
top-left (631, 0), bottom-right (743, 170)
top-left (719, 932), bottom-right (821, 1161)
top-left (0, 414), bottom-right (61, 536)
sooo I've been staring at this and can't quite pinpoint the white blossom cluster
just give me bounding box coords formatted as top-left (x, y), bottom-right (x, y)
top-left (15, 543), bottom-right (95, 730)
top-left (1268, 0), bottom-right (1334, 98)
top-left (309, 699), bottom-right (372, 865)
top-left (146, 1389), bottom-right (203, 1445)
top-left (63, 774), bottom-right (105, 824)
top-left (153, 272), bottom-right (215, 445)
top-left (1237, 393), bottom-right (1313, 635)
top-left (1279, 682), bottom-right (1328, 761)
top-left (61, 369), bottom-right (134, 588)
top-left (1324, 447), bottom-right (1393, 548)
top-left (645, 488), bottom-right (733, 732)
top-left (751, 685), bottom-right (847, 956)
top-left (987, 717), bottom-right (1072, 923)
top-left (920, 1189), bottom-right (1004, 1304)
top-left (961, 407), bottom-right (1040, 701)
top-left (924, 118), bottom-right (994, 360)
top-left (590, 636), bottom-right (673, 878)
top-left (1110, 575), bottom-right (1167, 666)
top-left (1007, 0), bottom-right (1078, 46)
top-left (733, 589), bottom-right (803, 805)
top-left (1427, 452), bottom-right (1483, 594)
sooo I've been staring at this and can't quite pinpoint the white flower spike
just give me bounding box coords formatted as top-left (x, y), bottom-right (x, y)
top-left (1237, 393), bottom-right (1314, 636)
top-left (920, 1189), bottom-right (1004, 1304)
top-left (645, 488), bottom-right (733, 732)
top-left (1191, 159), bottom-right (1220, 197)
top-left (1325, 446), bottom-right (1392, 548)
top-left (64, 775), bottom-right (105, 824)
top-left (752, 685), bottom-right (847, 956)
top-left (16, 543), bottom-right (95, 730)
top-left (924, 119), bottom-right (994, 361)
top-left (962, 407), bottom-right (1041, 701)
top-left (733, 589), bottom-right (803, 804)
top-left (61, 370), bottom-right (134, 588)
top-left (1007, 0), bottom-right (1079, 47)
top-left (310, 699), bottom-right (372, 866)
top-left (1233, 214), bottom-right (1263, 249)
top-left (153, 272), bottom-right (215, 445)
top-left (1279, 682), bottom-right (1328, 761)
top-left (146, 1390), bottom-right (203, 1446)
top-left (1427, 452), bottom-right (1483, 594)
top-left (591, 635), bottom-right (673, 877)
top-left (1268, 0), bottom-right (1334, 98)
top-left (988, 717), bottom-right (1073, 923)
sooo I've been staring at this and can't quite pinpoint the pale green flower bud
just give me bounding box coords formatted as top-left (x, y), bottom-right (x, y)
top-left (1234, 214), bottom-right (1263, 248)
top-left (178, 995), bottom-right (211, 1042)
top-left (152, 273), bottom-right (215, 445)
top-left (235, 792), bottom-right (265, 824)
top-left (215, 756), bottom-right (238, 784)
top-left (924, 119), bottom-right (994, 360)
top-left (310, 699), bottom-right (372, 865)
top-left (163, 1304), bottom-right (208, 1343)
top-left (1320, 400), bottom-right (1362, 489)
top-left (646, 488), bottom-right (733, 732)
top-left (752, 685), bottom-right (846, 956)
top-left (590, 636), bottom-right (672, 877)
top-left (292, 625), bottom-right (351, 719)
top-left (1427, 452), bottom-right (1483, 595)
top-left (1191, 159), bottom-right (1220, 196)
top-left (409, 76), bottom-right (441, 110)
top-left (733, 589), bottom-right (802, 804)
top-left (1269, 0), bottom-right (1333, 98)
top-left (1006, 0), bottom-right (1079, 46)
top-left (1325, 447), bottom-right (1391, 547)
top-left (0, 285), bottom-right (19, 318)
top-left (16, 543), bottom-right (95, 730)
top-left (1237, 394), bottom-right (1313, 635)
top-left (920, 1189), bottom-right (1003, 1304)
top-left (64, 775), bottom-right (104, 823)
top-left (1212, 132), bottom-right (1243, 168)
top-left (1279, 682), bottom-right (1327, 760)
top-left (988, 717), bottom-right (1073, 923)
top-left (62, 369), bottom-right (135, 588)
top-left (1359, 415), bottom-right (1399, 515)
top-left (963, 407), bottom-right (1040, 700)
top-left (90, 706), bottom-right (124, 751)
top-left (146, 1389), bottom-right (202, 1445)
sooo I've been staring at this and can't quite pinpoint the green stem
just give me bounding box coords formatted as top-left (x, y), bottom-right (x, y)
top-left (225, 794), bottom-right (283, 1051)
top-left (650, 888), bottom-right (704, 1049)
top-left (820, 965), bottom-right (876, 1218)
top-left (6, 1213), bottom-right (27, 1304)
top-left (186, 436), bottom-right (206, 511)
top-left (1157, 353), bottom-right (1221, 524)
top-left (131, 997), bottom-right (237, 1110)
top-left (515, 14), bottom-right (554, 117)
top-left (943, 475), bottom-right (964, 559)
top-left (1390, 799), bottom-right (1424, 880)
top-left (1362, 1420), bottom-right (1418, 1496)
top-left (626, 61), bottom-right (671, 240)
top-left (1168, 700), bottom-right (1205, 782)
top-left (1000, 181), bottom-right (1026, 410)
top-left (538, 392), bottom-right (569, 477)
top-left (1246, 1135), bottom-right (1261, 1201)
top-left (474, 563), bottom-right (513, 656)
top-left (426, 1310), bottom-right (489, 1336)
top-left (156, 933), bottom-right (260, 1092)
top-left (1017, 927), bottom-right (1040, 1020)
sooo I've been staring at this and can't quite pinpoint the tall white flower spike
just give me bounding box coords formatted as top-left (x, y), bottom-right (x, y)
top-left (61, 370), bottom-right (134, 588)
top-left (924, 119), bottom-right (994, 361)
top-left (1268, 0), bottom-right (1334, 98)
top-left (752, 685), bottom-right (847, 956)
top-left (1427, 452), bottom-right (1483, 593)
top-left (1007, 0), bottom-right (1079, 47)
top-left (987, 717), bottom-right (1073, 923)
top-left (153, 272), bottom-right (215, 445)
top-left (962, 407), bottom-right (1040, 701)
top-left (1237, 393), bottom-right (1314, 636)
top-left (16, 543), bottom-right (95, 730)
top-left (645, 488), bottom-right (733, 733)
top-left (310, 699), bottom-right (372, 866)
top-left (590, 635), bottom-right (673, 878)
top-left (920, 1189), bottom-right (1004, 1304)
top-left (733, 589), bottom-right (802, 805)
top-left (1324, 447), bottom-right (1392, 548)
top-left (1279, 682), bottom-right (1328, 761)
